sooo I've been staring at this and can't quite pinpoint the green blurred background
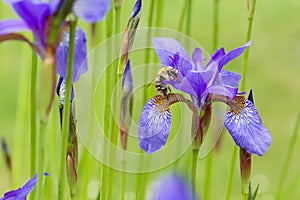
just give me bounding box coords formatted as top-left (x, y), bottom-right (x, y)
top-left (0, 0), bottom-right (300, 199)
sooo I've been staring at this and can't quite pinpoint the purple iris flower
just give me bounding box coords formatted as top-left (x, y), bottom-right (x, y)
top-left (0, 173), bottom-right (48, 200)
top-left (224, 90), bottom-right (272, 156)
top-left (153, 37), bottom-right (250, 108)
top-left (138, 38), bottom-right (250, 153)
top-left (0, 0), bottom-right (111, 82)
top-left (153, 173), bottom-right (197, 200)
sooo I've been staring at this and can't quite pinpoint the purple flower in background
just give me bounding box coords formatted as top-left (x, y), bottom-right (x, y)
top-left (153, 37), bottom-right (250, 108)
top-left (224, 90), bottom-right (272, 156)
top-left (0, 0), bottom-right (111, 83)
top-left (0, 173), bottom-right (48, 200)
top-left (153, 173), bottom-right (197, 200)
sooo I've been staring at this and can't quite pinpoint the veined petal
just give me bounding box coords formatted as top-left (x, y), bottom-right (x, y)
top-left (219, 41), bottom-right (251, 68)
top-left (72, 0), bottom-right (111, 23)
top-left (0, 19), bottom-right (30, 36)
top-left (217, 70), bottom-right (241, 88)
top-left (153, 37), bottom-right (192, 76)
top-left (138, 97), bottom-right (172, 154)
top-left (130, 0), bottom-right (142, 18)
top-left (11, 1), bottom-right (50, 39)
top-left (192, 48), bottom-right (204, 71)
top-left (154, 174), bottom-right (197, 200)
top-left (56, 27), bottom-right (88, 83)
top-left (224, 100), bottom-right (272, 156)
top-left (0, 173), bottom-right (48, 200)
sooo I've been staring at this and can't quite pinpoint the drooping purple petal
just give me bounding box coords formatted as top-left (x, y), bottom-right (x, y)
top-left (72, 0), bottom-right (111, 23)
top-left (130, 0), bottom-right (142, 18)
top-left (217, 70), bottom-right (241, 88)
top-left (0, 19), bottom-right (30, 36)
top-left (10, 1), bottom-right (50, 41)
top-left (56, 27), bottom-right (88, 83)
top-left (219, 41), bottom-right (251, 68)
top-left (0, 173), bottom-right (48, 200)
top-left (154, 174), bottom-right (197, 200)
top-left (153, 37), bottom-right (192, 76)
top-left (122, 60), bottom-right (133, 94)
top-left (224, 100), bottom-right (272, 156)
top-left (192, 48), bottom-right (204, 71)
top-left (138, 97), bottom-right (172, 154)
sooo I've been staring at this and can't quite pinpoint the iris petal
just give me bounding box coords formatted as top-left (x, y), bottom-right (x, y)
top-left (154, 174), bottom-right (197, 200)
top-left (192, 48), bottom-right (204, 71)
top-left (205, 85), bottom-right (238, 99)
top-left (153, 37), bottom-right (192, 76)
top-left (0, 19), bottom-right (30, 36)
top-left (0, 173), bottom-right (48, 200)
top-left (122, 60), bottom-right (133, 94)
top-left (56, 27), bottom-right (88, 83)
top-left (217, 70), bottom-right (241, 88)
top-left (72, 0), bottom-right (111, 23)
top-left (10, 1), bottom-right (50, 39)
top-left (224, 100), bottom-right (272, 156)
top-left (138, 98), bottom-right (172, 154)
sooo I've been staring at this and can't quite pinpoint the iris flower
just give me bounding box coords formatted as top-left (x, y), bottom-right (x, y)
top-left (0, 173), bottom-right (48, 200)
top-left (138, 38), bottom-right (271, 156)
top-left (153, 173), bottom-right (197, 200)
top-left (0, 0), bottom-right (111, 82)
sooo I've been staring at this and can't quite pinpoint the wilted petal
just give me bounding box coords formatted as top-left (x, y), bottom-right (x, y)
top-left (72, 0), bottom-right (111, 23)
top-left (224, 100), bottom-right (272, 156)
top-left (0, 19), bottom-right (30, 36)
top-left (192, 48), bottom-right (204, 71)
top-left (217, 70), bottom-right (241, 88)
top-left (153, 37), bottom-right (192, 76)
top-left (138, 97), bottom-right (172, 154)
top-left (10, 1), bottom-right (50, 38)
top-left (122, 60), bottom-right (133, 94)
top-left (0, 173), bottom-right (48, 200)
top-left (154, 174), bottom-right (197, 200)
top-left (130, 0), bottom-right (142, 18)
top-left (56, 27), bottom-right (88, 83)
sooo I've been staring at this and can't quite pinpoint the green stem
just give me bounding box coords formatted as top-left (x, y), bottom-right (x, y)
top-left (178, 1), bottom-right (188, 32)
top-left (275, 112), bottom-right (300, 200)
top-left (30, 48), bottom-right (38, 177)
top-left (191, 149), bottom-right (199, 192)
top-left (204, 152), bottom-right (213, 200)
top-left (186, 0), bottom-right (192, 36)
top-left (240, 0), bottom-right (257, 91)
top-left (142, 0), bottom-right (155, 104)
top-left (212, 0), bottom-right (220, 50)
top-left (58, 17), bottom-right (77, 200)
top-left (100, 9), bottom-right (114, 199)
top-left (225, 145), bottom-right (238, 200)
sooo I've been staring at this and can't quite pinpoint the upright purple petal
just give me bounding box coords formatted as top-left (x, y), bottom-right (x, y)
top-left (138, 97), bottom-right (172, 154)
top-left (205, 47), bottom-right (225, 71)
top-left (219, 41), bottom-right (251, 68)
top-left (72, 0), bottom-right (111, 23)
top-left (154, 174), bottom-right (197, 200)
top-left (10, 1), bottom-right (50, 40)
top-left (192, 48), bottom-right (204, 71)
top-left (0, 19), bottom-right (30, 36)
top-left (56, 27), bottom-right (88, 83)
top-left (224, 99), bottom-right (272, 156)
top-left (0, 173), bottom-right (48, 200)
top-left (130, 0), bottom-right (142, 18)
top-left (153, 37), bottom-right (192, 76)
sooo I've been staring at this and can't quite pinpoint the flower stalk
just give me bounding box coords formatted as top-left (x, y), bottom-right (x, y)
top-left (58, 15), bottom-right (77, 199)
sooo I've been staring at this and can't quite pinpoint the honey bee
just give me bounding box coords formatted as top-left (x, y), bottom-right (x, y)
top-left (154, 66), bottom-right (178, 97)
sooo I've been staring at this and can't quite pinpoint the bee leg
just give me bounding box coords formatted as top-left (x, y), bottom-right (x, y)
top-left (168, 86), bottom-right (172, 93)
